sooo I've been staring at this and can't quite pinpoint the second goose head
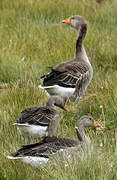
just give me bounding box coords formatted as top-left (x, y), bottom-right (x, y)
top-left (46, 96), bottom-right (67, 111)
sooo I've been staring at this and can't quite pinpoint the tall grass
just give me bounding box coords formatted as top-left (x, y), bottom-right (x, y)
top-left (0, 0), bottom-right (117, 179)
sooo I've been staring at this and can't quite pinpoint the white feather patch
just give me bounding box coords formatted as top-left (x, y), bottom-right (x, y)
top-left (14, 123), bottom-right (48, 138)
top-left (38, 84), bottom-right (75, 99)
top-left (7, 155), bottom-right (49, 167)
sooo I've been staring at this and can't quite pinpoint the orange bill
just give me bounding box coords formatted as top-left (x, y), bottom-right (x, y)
top-left (94, 120), bottom-right (100, 127)
top-left (63, 106), bottom-right (67, 111)
top-left (61, 18), bottom-right (70, 24)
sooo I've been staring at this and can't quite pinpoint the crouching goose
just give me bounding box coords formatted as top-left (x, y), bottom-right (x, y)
top-left (14, 96), bottom-right (67, 139)
top-left (8, 115), bottom-right (100, 167)
top-left (39, 15), bottom-right (93, 103)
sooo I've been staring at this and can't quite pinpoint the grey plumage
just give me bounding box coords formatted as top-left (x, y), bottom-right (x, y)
top-left (8, 115), bottom-right (100, 167)
top-left (14, 96), bottom-right (67, 138)
top-left (39, 15), bottom-right (93, 103)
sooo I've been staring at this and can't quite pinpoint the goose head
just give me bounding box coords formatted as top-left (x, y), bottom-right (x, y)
top-left (75, 115), bottom-right (100, 148)
top-left (46, 96), bottom-right (67, 111)
top-left (76, 115), bottom-right (100, 129)
top-left (62, 15), bottom-right (86, 30)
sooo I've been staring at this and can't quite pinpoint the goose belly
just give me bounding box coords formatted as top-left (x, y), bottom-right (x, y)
top-left (14, 123), bottom-right (48, 138)
top-left (39, 85), bottom-right (75, 98)
top-left (8, 155), bottom-right (49, 167)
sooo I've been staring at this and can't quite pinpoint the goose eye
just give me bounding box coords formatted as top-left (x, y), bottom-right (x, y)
top-left (89, 117), bottom-right (93, 122)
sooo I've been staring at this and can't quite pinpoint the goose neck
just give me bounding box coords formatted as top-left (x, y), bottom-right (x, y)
top-left (77, 125), bottom-right (91, 145)
top-left (46, 98), bottom-right (56, 110)
top-left (76, 24), bottom-right (87, 56)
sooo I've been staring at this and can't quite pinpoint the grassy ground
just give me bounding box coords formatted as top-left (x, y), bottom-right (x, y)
top-left (0, 0), bottom-right (117, 179)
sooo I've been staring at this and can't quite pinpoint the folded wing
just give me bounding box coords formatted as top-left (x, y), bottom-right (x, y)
top-left (17, 107), bottom-right (56, 126)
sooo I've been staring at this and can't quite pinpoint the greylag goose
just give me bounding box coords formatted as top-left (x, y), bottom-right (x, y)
top-left (8, 115), bottom-right (100, 167)
top-left (14, 96), bottom-right (67, 139)
top-left (39, 15), bottom-right (93, 103)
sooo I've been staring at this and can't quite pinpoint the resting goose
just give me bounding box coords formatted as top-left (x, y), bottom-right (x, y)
top-left (8, 115), bottom-right (100, 167)
top-left (39, 15), bottom-right (93, 103)
top-left (14, 96), bottom-right (67, 139)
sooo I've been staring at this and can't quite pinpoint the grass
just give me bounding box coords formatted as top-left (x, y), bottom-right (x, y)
top-left (0, 0), bottom-right (117, 179)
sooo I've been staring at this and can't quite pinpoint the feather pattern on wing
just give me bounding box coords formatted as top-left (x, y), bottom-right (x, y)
top-left (17, 106), bottom-right (57, 126)
top-left (41, 61), bottom-right (90, 89)
top-left (11, 137), bottom-right (79, 158)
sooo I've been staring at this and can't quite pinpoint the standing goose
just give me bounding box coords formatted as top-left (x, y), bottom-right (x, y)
top-left (39, 15), bottom-right (93, 103)
top-left (8, 115), bottom-right (100, 167)
top-left (14, 96), bottom-right (67, 139)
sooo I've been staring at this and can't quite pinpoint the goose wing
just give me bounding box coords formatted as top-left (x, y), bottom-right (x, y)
top-left (17, 106), bottom-right (56, 126)
top-left (41, 61), bottom-right (89, 88)
top-left (41, 61), bottom-right (90, 102)
top-left (11, 137), bottom-right (79, 158)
